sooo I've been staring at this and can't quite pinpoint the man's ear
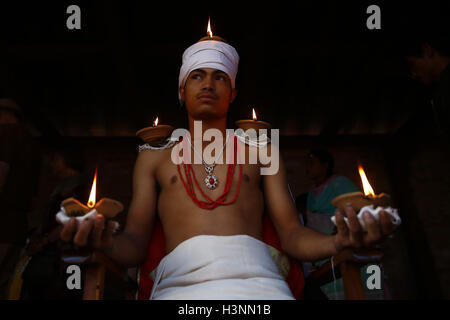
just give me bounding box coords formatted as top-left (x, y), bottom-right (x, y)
top-left (179, 86), bottom-right (185, 102)
top-left (230, 88), bottom-right (237, 103)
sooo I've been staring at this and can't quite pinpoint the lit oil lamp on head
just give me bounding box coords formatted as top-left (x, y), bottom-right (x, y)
top-left (199, 17), bottom-right (227, 42)
top-left (60, 168), bottom-right (123, 221)
top-left (136, 116), bottom-right (175, 145)
top-left (235, 108), bottom-right (272, 131)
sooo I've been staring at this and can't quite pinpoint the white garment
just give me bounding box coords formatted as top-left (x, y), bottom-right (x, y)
top-left (178, 40), bottom-right (239, 100)
top-left (150, 234), bottom-right (294, 300)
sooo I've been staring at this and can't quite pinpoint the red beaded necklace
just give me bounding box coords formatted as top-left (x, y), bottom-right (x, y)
top-left (177, 135), bottom-right (242, 210)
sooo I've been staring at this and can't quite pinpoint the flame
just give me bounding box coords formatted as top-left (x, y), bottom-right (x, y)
top-left (207, 18), bottom-right (213, 37)
top-left (358, 164), bottom-right (375, 197)
top-left (252, 108), bottom-right (257, 121)
top-left (87, 168), bottom-right (98, 208)
top-left (153, 117), bottom-right (159, 127)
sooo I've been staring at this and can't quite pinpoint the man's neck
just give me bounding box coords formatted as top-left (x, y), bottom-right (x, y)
top-left (188, 117), bottom-right (228, 146)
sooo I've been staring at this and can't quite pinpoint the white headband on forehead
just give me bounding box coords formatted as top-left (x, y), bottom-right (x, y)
top-left (178, 40), bottom-right (239, 100)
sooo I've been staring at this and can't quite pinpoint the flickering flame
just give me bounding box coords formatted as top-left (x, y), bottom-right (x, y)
top-left (207, 18), bottom-right (213, 37)
top-left (252, 108), bottom-right (257, 121)
top-left (153, 117), bottom-right (159, 127)
top-left (358, 164), bottom-right (375, 197)
top-left (87, 168), bottom-right (98, 208)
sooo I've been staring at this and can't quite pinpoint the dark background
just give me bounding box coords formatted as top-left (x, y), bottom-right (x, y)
top-left (0, 1), bottom-right (448, 137)
top-left (1, 1), bottom-right (449, 299)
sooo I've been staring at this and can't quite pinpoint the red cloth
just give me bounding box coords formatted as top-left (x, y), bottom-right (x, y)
top-left (137, 215), bottom-right (304, 300)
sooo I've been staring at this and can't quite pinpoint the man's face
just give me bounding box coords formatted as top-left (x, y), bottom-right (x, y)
top-left (179, 68), bottom-right (237, 120)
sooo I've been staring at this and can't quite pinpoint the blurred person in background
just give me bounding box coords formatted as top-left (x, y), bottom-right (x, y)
top-left (0, 98), bottom-right (40, 299)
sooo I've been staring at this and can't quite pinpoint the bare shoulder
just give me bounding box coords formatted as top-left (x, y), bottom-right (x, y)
top-left (258, 142), bottom-right (278, 157)
top-left (134, 147), bottom-right (171, 175)
top-left (257, 142), bottom-right (281, 175)
top-left (127, 147), bottom-right (173, 222)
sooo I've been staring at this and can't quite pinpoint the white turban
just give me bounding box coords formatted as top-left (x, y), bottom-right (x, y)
top-left (178, 40), bottom-right (239, 100)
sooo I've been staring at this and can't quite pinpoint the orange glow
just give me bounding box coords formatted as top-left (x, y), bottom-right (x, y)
top-left (207, 18), bottom-right (213, 37)
top-left (358, 164), bottom-right (375, 197)
top-left (252, 108), bottom-right (257, 121)
top-left (87, 168), bottom-right (98, 208)
top-left (153, 117), bottom-right (159, 127)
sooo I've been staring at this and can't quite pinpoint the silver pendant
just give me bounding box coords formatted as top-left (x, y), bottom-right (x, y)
top-left (205, 165), bottom-right (214, 174)
top-left (205, 174), bottom-right (219, 190)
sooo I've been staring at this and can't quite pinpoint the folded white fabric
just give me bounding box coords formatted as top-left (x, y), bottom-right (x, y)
top-left (55, 206), bottom-right (119, 232)
top-left (150, 234), bottom-right (294, 300)
top-left (234, 130), bottom-right (270, 147)
top-left (330, 205), bottom-right (401, 232)
top-left (178, 40), bottom-right (239, 100)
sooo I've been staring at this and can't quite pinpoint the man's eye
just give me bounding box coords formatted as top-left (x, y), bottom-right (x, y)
top-left (191, 74), bottom-right (201, 79)
top-left (216, 75), bottom-right (226, 81)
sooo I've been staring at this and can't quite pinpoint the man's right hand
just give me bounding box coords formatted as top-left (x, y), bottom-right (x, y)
top-left (60, 213), bottom-right (117, 250)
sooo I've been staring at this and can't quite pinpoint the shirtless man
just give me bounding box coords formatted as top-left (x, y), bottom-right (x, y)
top-left (60, 39), bottom-right (396, 299)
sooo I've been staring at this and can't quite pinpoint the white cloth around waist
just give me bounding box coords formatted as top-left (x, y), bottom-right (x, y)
top-left (150, 234), bottom-right (294, 300)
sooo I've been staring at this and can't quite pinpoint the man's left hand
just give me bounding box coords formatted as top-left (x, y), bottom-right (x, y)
top-left (332, 203), bottom-right (395, 252)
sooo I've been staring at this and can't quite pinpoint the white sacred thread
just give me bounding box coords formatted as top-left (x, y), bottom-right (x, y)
top-left (330, 256), bottom-right (338, 298)
top-left (186, 132), bottom-right (231, 190)
top-left (186, 131), bottom-right (230, 166)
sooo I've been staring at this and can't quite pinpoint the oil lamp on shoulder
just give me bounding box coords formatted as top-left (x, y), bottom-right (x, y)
top-left (136, 117), bottom-right (174, 145)
top-left (235, 108), bottom-right (272, 131)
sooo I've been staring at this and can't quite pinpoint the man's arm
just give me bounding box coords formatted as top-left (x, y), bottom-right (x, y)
top-left (263, 153), bottom-right (338, 261)
top-left (61, 149), bottom-right (160, 268)
top-left (263, 152), bottom-right (394, 262)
